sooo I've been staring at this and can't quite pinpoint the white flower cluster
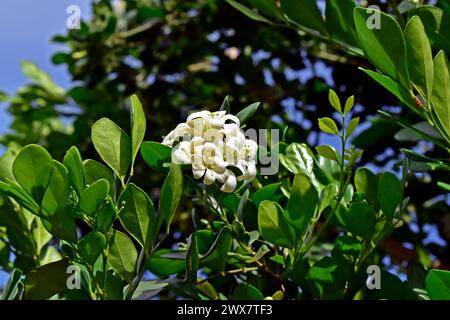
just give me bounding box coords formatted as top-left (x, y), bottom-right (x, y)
top-left (162, 111), bottom-right (258, 193)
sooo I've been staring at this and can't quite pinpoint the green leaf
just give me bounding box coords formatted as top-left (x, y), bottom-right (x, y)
top-left (258, 201), bottom-right (296, 249)
top-left (318, 117), bottom-right (339, 135)
top-left (140, 141), bottom-right (172, 173)
top-left (354, 7), bottom-right (411, 90)
top-left (251, 182), bottom-right (283, 207)
top-left (355, 168), bottom-right (378, 205)
top-left (408, 6), bottom-right (450, 54)
top-left (79, 179), bottom-right (109, 217)
top-left (24, 258), bottom-right (69, 300)
top-left (285, 143), bottom-right (315, 176)
top-left (42, 212), bottom-right (77, 243)
top-left (280, 0), bottom-right (327, 35)
top-left (96, 201), bottom-right (116, 232)
top-left (199, 228), bottom-right (233, 273)
top-left (225, 0), bottom-right (272, 24)
top-left (426, 269), bottom-right (450, 300)
top-left (133, 280), bottom-right (168, 300)
top-left (286, 174), bottom-right (318, 239)
top-left (343, 201), bottom-right (375, 239)
top-left (249, 0), bottom-right (285, 21)
top-left (404, 16), bottom-right (434, 103)
top-left (130, 95), bottom-right (146, 172)
top-left (0, 269), bottom-right (23, 300)
top-left (377, 172), bottom-right (402, 220)
top-left (12, 145), bottom-right (53, 205)
top-left (325, 0), bottom-right (358, 46)
top-left (367, 270), bottom-right (417, 300)
top-left (344, 95), bottom-right (355, 114)
top-left (432, 51), bottom-right (450, 138)
top-left (232, 282), bottom-right (263, 300)
top-left (346, 117), bottom-right (360, 137)
top-left (83, 159), bottom-right (115, 197)
top-left (236, 102), bottom-right (260, 125)
top-left (91, 118), bottom-right (132, 182)
top-left (185, 233), bottom-right (199, 283)
top-left (220, 95), bottom-right (231, 113)
top-left (79, 231), bottom-right (106, 265)
top-left (307, 256), bottom-right (346, 299)
top-left (108, 230), bottom-right (137, 283)
top-left (147, 249), bottom-right (186, 277)
top-left (158, 163), bottom-right (182, 232)
top-left (118, 183), bottom-right (156, 252)
top-left (328, 89), bottom-right (342, 114)
top-left (42, 161), bottom-right (70, 219)
top-left (63, 146), bottom-right (85, 196)
top-left (315, 145), bottom-right (337, 161)
top-left (360, 68), bottom-right (416, 112)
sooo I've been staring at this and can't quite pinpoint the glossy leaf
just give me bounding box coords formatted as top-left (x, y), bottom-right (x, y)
top-left (79, 179), bottom-right (109, 217)
top-left (108, 230), bottom-right (137, 283)
top-left (79, 231), bottom-right (106, 265)
top-left (354, 7), bottom-right (411, 90)
top-left (280, 0), bottom-right (327, 35)
top-left (377, 172), bottom-right (402, 220)
top-left (12, 145), bottom-right (53, 205)
top-left (91, 118), bottom-right (132, 182)
top-left (258, 200), bottom-right (296, 249)
top-left (158, 163), bottom-right (182, 232)
top-left (286, 174), bottom-right (318, 239)
top-left (426, 269), bottom-right (450, 300)
top-left (236, 102), bottom-right (260, 125)
top-left (24, 258), bottom-right (69, 300)
top-left (63, 146), bottom-right (85, 196)
top-left (130, 95), bottom-right (146, 171)
top-left (404, 16), bottom-right (434, 103)
top-left (432, 51), bottom-right (450, 138)
top-left (318, 117), bottom-right (339, 135)
top-left (140, 141), bottom-right (172, 173)
top-left (118, 183), bottom-right (156, 252)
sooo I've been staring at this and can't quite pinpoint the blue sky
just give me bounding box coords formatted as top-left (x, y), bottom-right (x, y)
top-left (0, 0), bottom-right (91, 287)
top-left (0, 0), bottom-right (91, 141)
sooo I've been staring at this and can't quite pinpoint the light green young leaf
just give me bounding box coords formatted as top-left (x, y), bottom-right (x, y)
top-left (344, 95), bottom-right (355, 114)
top-left (315, 145), bottom-right (337, 161)
top-left (328, 89), bottom-right (342, 114)
top-left (318, 117), bottom-right (339, 135)
top-left (346, 117), bottom-right (360, 137)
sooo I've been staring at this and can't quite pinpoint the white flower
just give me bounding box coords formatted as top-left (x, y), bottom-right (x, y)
top-left (163, 110), bottom-right (257, 193)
